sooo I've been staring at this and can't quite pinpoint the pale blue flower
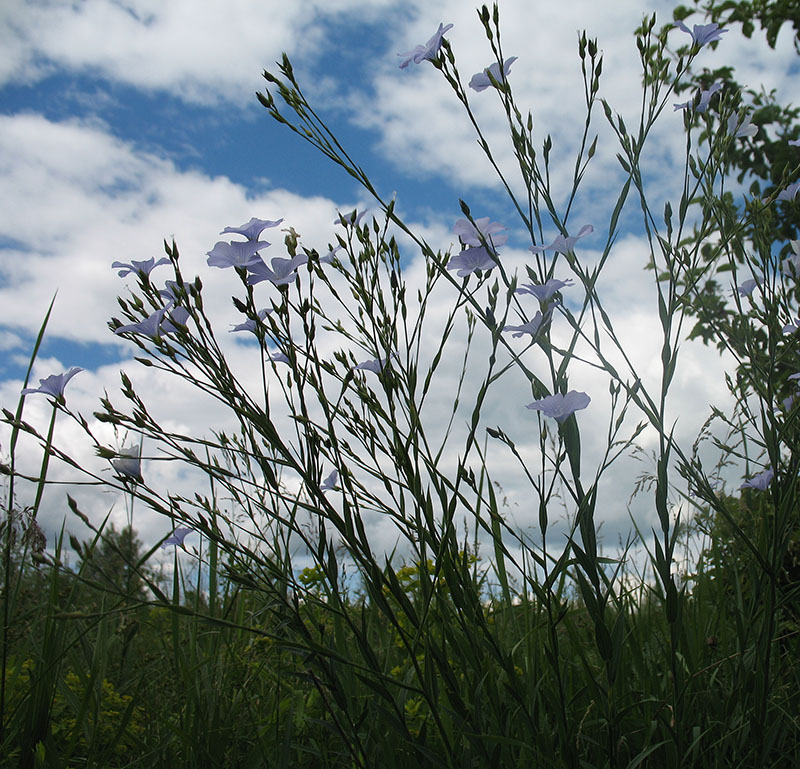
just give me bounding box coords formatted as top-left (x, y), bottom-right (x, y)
top-left (111, 446), bottom-right (143, 483)
top-left (161, 306), bottom-right (190, 334)
top-left (777, 181), bottom-right (800, 202)
top-left (673, 20), bottom-right (727, 46)
top-left (221, 218), bottom-right (283, 240)
top-left (728, 113), bottom-right (758, 139)
top-left (516, 278), bottom-right (574, 302)
top-left (161, 527), bottom-right (192, 549)
top-left (114, 308), bottom-right (167, 338)
top-left (530, 224), bottom-right (593, 255)
top-left (334, 209), bottom-right (369, 227)
top-left (230, 308), bottom-right (272, 333)
top-left (782, 393), bottom-right (798, 411)
top-left (788, 372), bottom-right (800, 382)
top-left (247, 254), bottom-right (308, 286)
top-left (469, 56), bottom-right (518, 92)
top-left (22, 367), bottom-right (83, 400)
top-left (781, 241), bottom-right (800, 276)
top-left (353, 354), bottom-right (395, 374)
top-left (740, 467), bottom-right (773, 491)
top-left (321, 245), bottom-right (343, 264)
top-left (398, 23), bottom-right (453, 69)
top-left (267, 350), bottom-right (290, 365)
top-left (111, 257), bottom-right (170, 277)
top-left (736, 278), bottom-right (760, 297)
top-left (526, 390), bottom-right (590, 423)
top-left (320, 470), bottom-right (338, 491)
top-left (207, 240), bottom-right (270, 269)
top-left (504, 311), bottom-right (547, 338)
top-left (159, 280), bottom-right (182, 306)
top-left (453, 217), bottom-right (507, 247)
top-left (674, 81), bottom-right (722, 113)
top-left (789, 139), bottom-right (800, 147)
top-left (782, 318), bottom-right (800, 334)
top-left (447, 246), bottom-right (496, 277)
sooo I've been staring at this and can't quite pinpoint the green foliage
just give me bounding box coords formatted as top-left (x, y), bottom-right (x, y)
top-left (677, 0), bottom-right (800, 49)
top-left (77, 524), bottom-right (151, 601)
top-left (3, 2), bottom-right (800, 766)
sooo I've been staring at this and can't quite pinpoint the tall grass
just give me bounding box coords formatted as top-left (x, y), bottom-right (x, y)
top-left (2, 5), bottom-right (800, 767)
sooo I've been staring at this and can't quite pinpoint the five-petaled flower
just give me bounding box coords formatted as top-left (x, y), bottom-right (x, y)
top-left (334, 209), bottom-right (369, 227)
top-left (111, 257), bottom-right (170, 278)
top-left (736, 278), bottom-right (761, 297)
top-left (207, 240), bottom-right (270, 269)
top-left (221, 217), bottom-right (283, 240)
top-left (267, 350), bottom-right (290, 365)
top-left (111, 446), bottom-right (143, 483)
top-left (161, 527), bottom-right (192, 549)
top-left (22, 367), bottom-right (83, 401)
top-left (398, 23), bottom-right (453, 69)
top-left (247, 254), bottom-right (308, 286)
top-left (161, 306), bottom-right (190, 334)
top-left (740, 467), bottom-right (773, 491)
top-left (530, 225), bottom-right (593, 255)
top-left (321, 245), bottom-right (343, 264)
top-left (353, 355), bottom-right (395, 374)
top-left (159, 280), bottom-right (182, 307)
top-left (469, 56), bottom-right (518, 92)
top-left (674, 81), bottom-right (722, 113)
top-left (230, 308), bottom-right (272, 334)
top-left (728, 113), bottom-right (758, 139)
top-left (453, 217), bottom-right (507, 248)
top-left (673, 20), bottom-right (727, 47)
top-left (778, 181), bottom-right (800, 203)
top-left (526, 391), bottom-right (590, 423)
top-left (504, 311), bottom-right (548, 338)
top-left (447, 246), bottom-right (496, 277)
top-left (320, 470), bottom-right (338, 491)
top-left (517, 278), bottom-right (574, 303)
top-left (781, 241), bottom-right (800, 276)
top-left (114, 308), bottom-right (168, 338)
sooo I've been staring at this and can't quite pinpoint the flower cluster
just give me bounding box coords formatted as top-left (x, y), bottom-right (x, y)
top-left (448, 216), bottom-right (506, 278)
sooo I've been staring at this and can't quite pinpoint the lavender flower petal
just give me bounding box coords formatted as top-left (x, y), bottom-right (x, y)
top-left (447, 246), bottom-right (496, 277)
top-left (161, 527), bottom-right (192, 549)
top-left (398, 23), bottom-right (453, 69)
top-left (22, 367), bottom-right (83, 400)
top-left (526, 391), bottom-right (590, 423)
top-left (221, 218), bottom-right (283, 240)
top-left (469, 56), bottom-right (518, 92)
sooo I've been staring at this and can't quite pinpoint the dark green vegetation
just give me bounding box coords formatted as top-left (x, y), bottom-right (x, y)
top-left (1, 507), bottom-right (798, 768)
top-left (4, 1), bottom-right (800, 766)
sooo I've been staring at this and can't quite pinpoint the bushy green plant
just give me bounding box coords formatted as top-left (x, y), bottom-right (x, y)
top-left (3, 3), bottom-right (800, 767)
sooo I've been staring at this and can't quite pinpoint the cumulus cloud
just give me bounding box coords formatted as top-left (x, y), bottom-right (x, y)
top-left (0, 0), bottom-right (778, 563)
top-left (0, 0), bottom-right (398, 104)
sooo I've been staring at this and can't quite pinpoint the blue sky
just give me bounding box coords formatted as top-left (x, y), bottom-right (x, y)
top-left (2, 0), bottom-right (799, 563)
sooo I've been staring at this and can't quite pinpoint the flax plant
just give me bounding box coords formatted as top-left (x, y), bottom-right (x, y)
top-left (2, 4), bottom-right (800, 767)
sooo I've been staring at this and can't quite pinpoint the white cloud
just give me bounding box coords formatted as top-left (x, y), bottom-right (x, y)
top-left (0, 0), bottom-right (781, 570)
top-left (1, 0), bottom-right (396, 104)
